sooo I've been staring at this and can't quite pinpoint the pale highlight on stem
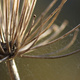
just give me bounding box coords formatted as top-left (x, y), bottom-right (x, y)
top-left (6, 59), bottom-right (20, 80)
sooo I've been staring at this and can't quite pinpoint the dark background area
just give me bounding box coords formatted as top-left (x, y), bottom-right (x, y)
top-left (35, 0), bottom-right (80, 26)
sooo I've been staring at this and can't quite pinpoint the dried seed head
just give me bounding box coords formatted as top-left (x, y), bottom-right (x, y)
top-left (0, 0), bottom-right (80, 63)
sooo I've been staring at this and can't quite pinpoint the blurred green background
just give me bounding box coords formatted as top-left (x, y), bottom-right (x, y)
top-left (0, 0), bottom-right (80, 80)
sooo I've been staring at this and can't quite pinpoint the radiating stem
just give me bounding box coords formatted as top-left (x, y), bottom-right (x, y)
top-left (6, 59), bottom-right (20, 80)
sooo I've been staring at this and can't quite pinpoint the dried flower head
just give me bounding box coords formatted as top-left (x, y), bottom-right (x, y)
top-left (0, 0), bottom-right (80, 62)
top-left (0, 0), bottom-right (80, 80)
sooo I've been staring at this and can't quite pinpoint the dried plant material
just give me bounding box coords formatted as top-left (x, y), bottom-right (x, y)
top-left (0, 0), bottom-right (80, 80)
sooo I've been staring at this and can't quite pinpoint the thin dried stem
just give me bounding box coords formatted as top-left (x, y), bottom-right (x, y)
top-left (0, 0), bottom-right (5, 42)
top-left (20, 49), bottom-right (80, 59)
top-left (10, 0), bottom-right (15, 40)
top-left (30, 24), bottom-right (80, 50)
top-left (0, 43), bottom-right (5, 54)
top-left (25, 14), bottom-right (36, 39)
top-left (22, 0), bottom-right (57, 44)
top-left (41, 28), bottom-right (79, 56)
top-left (13, 0), bottom-right (37, 48)
top-left (11, 0), bottom-right (20, 48)
top-left (22, 0), bottom-right (37, 32)
top-left (18, 24), bottom-right (80, 54)
top-left (5, 0), bottom-right (11, 53)
top-left (19, 0), bottom-right (37, 46)
top-left (2, 1), bottom-right (6, 40)
top-left (37, 20), bottom-right (68, 46)
top-left (18, 23), bottom-right (42, 56)
top-left (31, 0), bottom-right (57, 31)
top-left (21, 0), bottom-right (66, 49)
top-left (0, 56), bottom-right (9, 63)
top-left (0, 1), bottom-right (3, 42)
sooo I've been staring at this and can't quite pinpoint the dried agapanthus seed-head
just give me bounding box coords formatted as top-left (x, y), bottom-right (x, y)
top-left (0, 0), bottom-right (80, 80)
top-left (0, 0), bottom-right (80, 62)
